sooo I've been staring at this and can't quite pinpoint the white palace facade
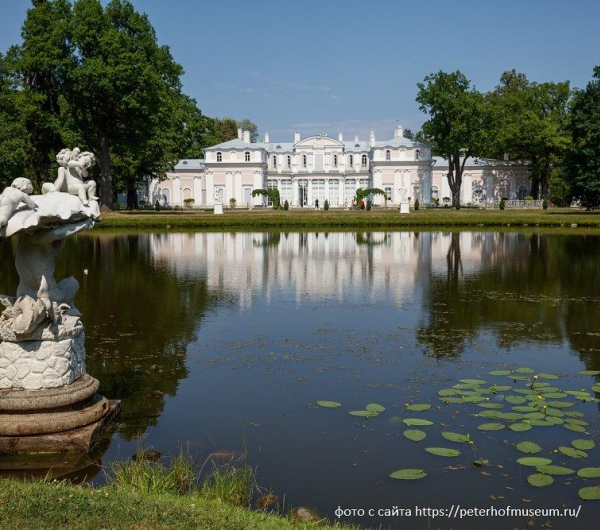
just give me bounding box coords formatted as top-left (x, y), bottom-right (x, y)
top-left (146, 125), bottom-right (530, 208)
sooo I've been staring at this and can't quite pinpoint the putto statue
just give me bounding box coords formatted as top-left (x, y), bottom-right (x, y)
top-left (0, 147), bottom-right (119, 455)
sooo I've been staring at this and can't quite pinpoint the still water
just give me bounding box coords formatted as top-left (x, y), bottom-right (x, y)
top-left (1, 230), bottom-right (600, 529)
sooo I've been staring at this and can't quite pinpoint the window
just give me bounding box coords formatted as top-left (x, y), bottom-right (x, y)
top-left (361, 154), bottom-right (368, 167)
top-left (386, 150), bottom-right (391, 161)
top-left (328, 180), bottom-right (340, 206)
top-left (349, 155), bottom-right (353, 167)
top-left (280, 179), bottom-right (292, 203)
top-left (518, 185), bottom-right (528, 200)
top-left (415, 149), bottom-right (420, 161)
top-left (302, 154), bottom-right (307, 168)
top-left (287, 155), bottom-right (291, 168)
top-left (272, 155), bottom-right (277, 167)
top-left (344, 179), bottom-right (356, 204)
top-left (333, 154), bottom-right (338, 167)
top-left (244, 151), bottom-right (250, 162)
top-left (385, 186), bottom-right (392, 201)
top-left (216, 152), bottom-right (222, 162)
top-left (266, 180), bottom-right (277, 206)
top-left (313, 180), bottom-right (325, 204)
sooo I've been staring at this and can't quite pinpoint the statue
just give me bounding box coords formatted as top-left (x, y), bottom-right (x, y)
top-left (0, 178), bottom-right (35, 228)
top-left (42, 148), bottom-right (98, 205)
top-left (399, 186), bottom-right (408, 203)
top-left (213, 187), bottom-right (222, 204)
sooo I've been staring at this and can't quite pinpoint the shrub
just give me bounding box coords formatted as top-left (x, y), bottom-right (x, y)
top-left (183, 198), bottom-right (195, 209)
top-left (229, 197), bottom-right (237, 209)
top-left (283, 199), bottom-right (289, 211)
top-left (524, 195), bottom-right (534, 201)
top-left (453, 197), bottom-right (461, 210)
top-left (324, 199), bottom-right (329, 210)
top-left (414, 199), bottom-right (420, 211)
top-left (139, 200), bottom-right (146, 208)
top-left (499, 198), bottom-right (506, 210)
top-left (543, 198), bottom-right (548, 210)
top-left (366, 200), bottom-right (372, 211)
top-left (154, 200), bottom-right (161, 211)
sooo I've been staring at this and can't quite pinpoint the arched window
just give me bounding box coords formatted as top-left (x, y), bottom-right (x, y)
top-left (272, 155), bottom-right (277, 167)
top-left (415, 149), bottom-right (420, 161)
top-left (518, 185), bottom-right (528, 200)
top-left (333, 154), bottom-right (338, 167)
top-left (361, 154), bottom-right (368, 167)
top-left (349, 155), bottom-right (354, 166)
top-left (216, 152), bottom-right (222, 162)
top-left (385, 149), bottom-right (391, 161)
top-left (302, 154), bottom-right (307, 167)
top-left (287, 155), bottom-right (291, 168)
top-left (244, 151), bottom-right (250, 162)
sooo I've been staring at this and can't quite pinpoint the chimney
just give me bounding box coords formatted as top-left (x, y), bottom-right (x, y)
top-left (264, 132), bottom-right (270, 143)
top-left (369, 130), bottom-right (375, 148)
top-left (243, 130), bottom-right (250, 143)
top-left (237, 128), bottom-right (243, 140)
top-left (294, 132), bottom-right (300, 143)
top-left (338, 132), bottom-right (343, 142)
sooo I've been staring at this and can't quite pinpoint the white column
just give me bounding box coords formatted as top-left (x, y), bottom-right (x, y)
top-left (225, 172), bottom-right (233, 204)
top-left (194, 177), bottom-right (202, 206)
top-left (206, 172), bottom-right (214, 205)
top-left (338, 178), bottom-right (344, 206)
top-left (324, 179), bottom-right (330, 203)
top-left (307, 180), bottom-right (313, 207)
top-left (172, 176), bottom-right (181, 206)
top-left (235, 172), bottom-right (242, 204)
top-left (253, 171), bottom-right (262, 206)
top-left (373, 170), bottom-right (383, 205)
top-left (292, 179), bottom-right (299, 206)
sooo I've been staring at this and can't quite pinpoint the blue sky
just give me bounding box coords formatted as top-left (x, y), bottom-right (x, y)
top-left (1, 0), bottom-right (599, 142)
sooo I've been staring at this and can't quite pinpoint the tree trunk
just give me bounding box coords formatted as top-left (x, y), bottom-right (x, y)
top-left (98, 134), bottom-right (114, 211)
top-left (126, 182), bottom-right (138, 209)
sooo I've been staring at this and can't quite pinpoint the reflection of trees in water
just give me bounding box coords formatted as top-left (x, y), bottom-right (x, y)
top-left (53, 234), bottom-right (216, 440)
top-left (417, 233), bottom-right (600, 370)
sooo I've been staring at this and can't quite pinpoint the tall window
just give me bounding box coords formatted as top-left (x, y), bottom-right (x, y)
top-left (244, 151), bottom-right (250, 162)
top-left (302, 154), bottom-right (307, 167)
top-left (385, 186), bottom-right (392, 201)
top-left (386, 150), bottom-right (391, 161)
top-left (415, 149), bottom-right (420, 161)
top-left (216, 152), bottom-right (222, 162)
top-left (272, 155), bottom-right (277, 167)
top-left (333, 154), bottom-right (338, 167)
top-left (287, 155), bottom-right (291, 168)
top-left (361, 154), bottom-right (367, 167)
top-left (349, 155), bottom-right (353, 167)
top-left (267, 180), bottom-right (277, 206)
top-left (518, 185), bottom-right (528, 200)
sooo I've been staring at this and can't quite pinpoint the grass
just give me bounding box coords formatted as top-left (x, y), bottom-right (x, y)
top-left (0, 454), bottom-right (349, 530)
top-left (99, 207), bottom-right (600, 230)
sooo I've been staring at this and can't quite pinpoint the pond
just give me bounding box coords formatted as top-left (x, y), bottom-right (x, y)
top-left (1, 230), bottom-right (600, 528)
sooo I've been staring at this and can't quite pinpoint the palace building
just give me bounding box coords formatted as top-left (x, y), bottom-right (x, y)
top-left (146, 126), bottom-right (530, 208)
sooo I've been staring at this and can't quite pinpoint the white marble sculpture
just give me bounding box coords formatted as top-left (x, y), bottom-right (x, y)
top-left (398, 186), bottom-right (410, 214)
top-left (213, 187), bottom-right (222, 204)
top-left (0, 149), bottom-right (100, 390)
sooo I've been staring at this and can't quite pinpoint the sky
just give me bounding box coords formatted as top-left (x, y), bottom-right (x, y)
top-left (1, 0), bottom-right (599, 142)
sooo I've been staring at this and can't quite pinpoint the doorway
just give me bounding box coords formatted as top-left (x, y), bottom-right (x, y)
top-left (299, 181), bottom-right (308, 207)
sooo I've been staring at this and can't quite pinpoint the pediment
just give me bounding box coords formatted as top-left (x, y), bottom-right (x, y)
top-left (294, 135), bottom-right (344, 149)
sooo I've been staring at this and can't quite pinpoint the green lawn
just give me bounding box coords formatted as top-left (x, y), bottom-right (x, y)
top-left (99, 207), bottom-right (600, 230)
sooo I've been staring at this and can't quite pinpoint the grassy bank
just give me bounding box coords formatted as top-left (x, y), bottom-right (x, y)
top-left (0, 455), bottom-right (347, 530)
top-left (99, 208), bottom-right (600, 230)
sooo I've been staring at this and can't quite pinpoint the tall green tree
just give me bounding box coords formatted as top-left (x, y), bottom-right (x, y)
top-left (564, 66), bottom-right (600, 209)
top-left (172, 93), bottom-right (212, 159)
top-left (489, 70), bottom-right (571, 199)
top-left (237, 117), bottom-right (258, 142)
top-left (416, 70), bottom-right (491, 204)
top-left (205, 117), bottom-right (239, 146)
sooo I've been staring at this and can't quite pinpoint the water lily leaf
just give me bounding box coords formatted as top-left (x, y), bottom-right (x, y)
top-left (536, 373), bottom-right (559, 380)
top-left (565, 418), bottom-right (588, 426)
top-left (442, 432), bottom-right (470, 443)
top-left (459, 379), bottom-right (486, 385)
top-left (564, 423), bottom-right (586, 433)
top-left (366, 403), bottom-right (386, 413)
top-left (578, 486), bottom-right (600, 501)
top-left (592, 384), bottom-right (600, 392)
top-left (545, 408), bottom-right (564, 417)
top-left (527, 473), bottom-right (554, 487)
top-left (564, 410), bottom-right (584, 417)
top-left (527, 419), bottom-right (553, 427)
top-left (508, 375), bottom-right (531, 381)
top-left (509, 422), bottom-right (532, 432)
top-left (517, 457), bottom-right (553, 467)
top-left (505, 396), bottom-right (527, 405)
top-left (565, 390), bottom-right (591, 398)
top-left (489, 370), bottom-right (512, 376)
top-left (389, 469), bottom-right (427, 480)
top-left (536, 465), bottom-right (575, 476)
top-left (349, 410), bottom-right (374, 418)
top-left (406, 404), bottom-right (431, 412)
top-left (438, 389), bottom-right (460, 397)
top-left (317, 400), bottom-right (341, 408)
top-left (543, 392), bottom-right (568, 399)
top-left (403, 418), bottom-right (434, 426)
top-left (477, 411), bottom-right (503, 419)
top-left (532, 382), bottom-right (551, 388)
top-left (477, 403), bottom-right (504, 409)
top-left (544, 417), bottom-right (564, 425)
top-left (488, 385), bottom-right (512, 392)
top-left (577, 467), bottom-right (600, 479)
top-left (464, 396), bottom-right (486, 403)
top-left (512, 406), bottom-right (537, 413)
top-left (478, 423), bottom-right (506, 431)
top-left (558, 446), bottom-right (588, 459)
top-left (578, 370), bottom-right (600, 376)
top-left (537, 386), bottom-right (560, 393)
top-left (516, 441), bottom-right (542, 454)
top-left (572, 439), bottom-right (595, 451)
top-left (403, 429), bottom-right (427, 442)
top-left (425, 447), bottom-right (461, 457)
top-left (548, 401), bottom-right (575, 409)
top-left (523, 413), bottom-right (545, 420)
top-left (516, 367), bottom-right (534, 374)
top-left (440, 397), bottom-right (468, 404)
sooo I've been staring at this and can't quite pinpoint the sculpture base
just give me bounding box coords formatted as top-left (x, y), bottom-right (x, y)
top-left (213, 203), bottom-right (223, 215)
top-left (0, 374), bottom-right (120, 454)
top-left (399, 202), bottom-right (410, 214)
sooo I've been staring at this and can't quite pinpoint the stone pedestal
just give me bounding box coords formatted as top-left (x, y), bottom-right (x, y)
top-left (399, 202), bottom-right (410, 214)
top-left (213, 203), bottom-right (223, 215)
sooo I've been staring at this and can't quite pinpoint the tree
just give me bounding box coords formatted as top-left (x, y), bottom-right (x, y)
top-left (403, 128), bottom-right (414, 140)
top-left (205, 117), bottom-right (238, 146)
top-left (252, 188), bottom-right (279, 209)
top-left (416, 71), bottom-right (491, 204)
top-left (237, 118), bottom-right (258, 142)
top-left (172, 93), bottom-right (211, 159)
top-left (564, 66), bottom-right (600, 209)
top-left (489, 70), bottom-right (571, 199)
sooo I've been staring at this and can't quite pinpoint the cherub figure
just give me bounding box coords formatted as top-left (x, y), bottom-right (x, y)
top-left (0, 178), bottom-right (35, 228)
top-left (49, 147), bottom-right (98, 205)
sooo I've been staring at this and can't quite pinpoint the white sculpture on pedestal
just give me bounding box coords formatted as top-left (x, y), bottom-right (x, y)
top-left (399, 186), bottom-right (410, 214)
top-left (213, 187), bottom-right (223, 215)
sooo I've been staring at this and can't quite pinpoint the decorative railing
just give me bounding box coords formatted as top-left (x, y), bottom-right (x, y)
top-left (487, 200), bottom-right (544, 208)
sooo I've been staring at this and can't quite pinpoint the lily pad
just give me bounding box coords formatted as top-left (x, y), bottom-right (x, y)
top-left (406, 404), bottom-right (431, 412)
top-left (478, 423), bottom-right (505, 431)
top-left (442, 432), bottom-right (470, 443)
top-left (516, 441), bottom-right (542, 454)
top-left (550, 401), bottom-right (575, 409)
top-left (515, 367), bottom-right (534, 374)
top-left (536, 465), bottom-right (575, 476)
top-left (577, 467), bottom-right (600, 479)
top-left (438, 389), bottom-right (460, 397)
top-left (425, 447), bottom-right (460, 457)
top-left (477, 403), bottom-right (504, 409)
top-left (316, 400), bottom-right (341, 409)
top-left (459, 379), bottom-right (486, 385)
top-left (389, 469), bottom-right (427, 480)
top-left (403, 429), bottom-right (427, 442)
top-left (403, 418), bottom-right (434, 426)
top-left (536, 373), bottom-right (559, 380)
top-left (542, 392), bottom-right (568, 399)
top-left (564, 423), bottom-right (586, 433)
top-left (517, 457), bottom-right (553, 467)
top-left (489, 370), bottom-right (512, 376)
top-left (489, 385), bottom-right (512, 392)
top-left (591, 384), bottom-right (600, 393)
top-left (578, 370), bottom-right (600, 376)
top-left (527, 419), bottom-right (553, 427)
top-left (558, 446), bottom-right (588, 459)
top-left (572, 439), bottom-right (595, 451)
top-left (578, 486), bottom-right (600, 501)
top-left (349, 410), bottom-right (375, 418)
top-left (509, 422), bottom-right (532, 432)
top-left (366, 403), bottom-right (386, 413)
top-left (505, 396), bottom-right (527, 405)
top-left (527, 473), bottom-right (554, 487)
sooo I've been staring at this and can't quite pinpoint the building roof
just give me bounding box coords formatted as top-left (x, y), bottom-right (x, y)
top-left (174, 159), bottom-right (204, 170)
top-left (374, 137), bottom-right (427, 149)
top-left (432, 156), bottom-right (525, 168)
